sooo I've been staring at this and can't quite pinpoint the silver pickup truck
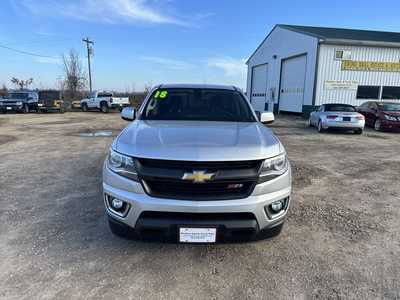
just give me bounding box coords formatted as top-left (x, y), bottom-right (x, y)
top-left (103, 84), bottom-right (291, 243)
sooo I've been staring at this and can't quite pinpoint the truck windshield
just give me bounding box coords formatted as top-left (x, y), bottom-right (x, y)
top-left (141, 88), bottom-right (256, 122)
top-left (9, 93), bottom-right (29, 99)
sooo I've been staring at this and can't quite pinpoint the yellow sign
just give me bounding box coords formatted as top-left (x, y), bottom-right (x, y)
top-left (342, 60), bottom-right (400, 72)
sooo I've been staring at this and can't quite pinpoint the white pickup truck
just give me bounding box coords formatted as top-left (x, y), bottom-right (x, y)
top-left (80, 91), bottom-right (130, 113)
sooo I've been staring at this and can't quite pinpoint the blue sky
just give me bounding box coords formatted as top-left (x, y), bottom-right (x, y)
top-left (1, 0), bottom-right (400, 91)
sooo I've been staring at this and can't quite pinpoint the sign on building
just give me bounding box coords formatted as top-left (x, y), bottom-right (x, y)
top-left (324, 80), bottom-right (359, 90)
top-left (342, 60), bottom-right (400, 72)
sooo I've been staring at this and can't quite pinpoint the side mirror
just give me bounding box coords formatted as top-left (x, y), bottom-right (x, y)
top-left (260, 112), bottom-right (275, 124)
top-left (121, 107), bottom-right (136, 121)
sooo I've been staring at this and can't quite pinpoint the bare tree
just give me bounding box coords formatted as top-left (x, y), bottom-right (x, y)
top-left (11, 77), bottom-right (33, 90)
top-left (144, 83), bottom-right (153, 94)
top-left (62, 49), bottom-right (86, 100)
top-left (0, 84), bottom-right (7, 98)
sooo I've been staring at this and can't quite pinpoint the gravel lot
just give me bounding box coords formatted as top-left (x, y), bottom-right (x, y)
top-left (1, 112), bottom-right (399, 299)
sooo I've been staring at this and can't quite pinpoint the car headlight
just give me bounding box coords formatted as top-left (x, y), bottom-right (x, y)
top-left (259, 153), bottom-right (288, 182)
top-left (16, 101), bottom-right (23, 105)
top-left (384, 114), bottom-right (397, 121)
top-left (107, 149), bottom-right (138, 181)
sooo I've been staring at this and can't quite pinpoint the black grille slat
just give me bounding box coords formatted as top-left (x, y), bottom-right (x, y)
top-left (144, 179), bottom-right (255, 200)
top-left (137, 158), bottom-right (261, 200)
top-left (137, 158), bottom-right (261, 171)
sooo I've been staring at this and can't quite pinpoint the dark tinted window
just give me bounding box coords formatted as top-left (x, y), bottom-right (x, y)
top-left (141, 88), bottom-right (255, 122)
top-left (382, 86), bottom-right (400, 100)
top-left (325, 104), bottom-right (356, 112)
top-left (39, 91), bottom-right (60, 101)
top-left (368, 102), bottom-right (378, 110)
top-left (98, 93), bottom-right (113, 97)
top-left (356, 86), bottom-right (380, 99)
top-left (377, 102), bottom-right (400, 111)
top-left (9, 93), bottom-right (29, 99)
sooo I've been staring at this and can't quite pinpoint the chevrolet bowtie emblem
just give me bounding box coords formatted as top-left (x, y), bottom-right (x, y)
top-left (182, 170), bottom-right (215, 183)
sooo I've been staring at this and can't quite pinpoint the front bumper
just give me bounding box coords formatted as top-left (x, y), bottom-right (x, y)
top-left (322, 119), bottom-right (365, 130)
top-left (103, 162), bottom-right (291, 241)
top-left (111, 103), bottom-right (130, 109)
top-left (0, 104), bottom-right (24, 112)
top-left (380, 119), bottom-right (400, 131)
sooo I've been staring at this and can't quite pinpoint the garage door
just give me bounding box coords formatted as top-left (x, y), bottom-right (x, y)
top-left (279, 55), bottom-right (307, 113)
top-left (250, 64), bottom-right (271, 112)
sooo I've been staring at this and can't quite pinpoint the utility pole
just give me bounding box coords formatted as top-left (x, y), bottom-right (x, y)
top-left (82, 37), bottom-right (94, 93)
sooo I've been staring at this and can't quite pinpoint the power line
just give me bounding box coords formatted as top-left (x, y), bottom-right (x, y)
top-left (0, 43), bottom-right (61, 59)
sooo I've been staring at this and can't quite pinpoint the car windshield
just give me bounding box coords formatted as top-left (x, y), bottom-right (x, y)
top-left (377, 102), bottom-right (400, 111)
top-left (325, 105), bottom-right (355, 112)
top-left (141, 88), bottom-right (256, 122)
top-left (9, 93), bottom-right (29, 99)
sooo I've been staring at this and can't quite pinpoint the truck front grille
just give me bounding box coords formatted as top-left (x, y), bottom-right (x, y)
top-left (136, 158), bottom-right (262, 200)
top-left (144, 179), bottom-right (255, 200)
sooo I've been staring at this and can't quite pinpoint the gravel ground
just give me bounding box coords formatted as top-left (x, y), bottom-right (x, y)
top-left (0, 112), bottom-right (399, 299)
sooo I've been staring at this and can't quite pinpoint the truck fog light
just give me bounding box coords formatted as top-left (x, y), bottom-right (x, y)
top-left (105, 194), bottom-right (130, 217)
top-left (111, 198), bottom-right (124, 210)
top-left (271, 200), bottom-right (283, 212)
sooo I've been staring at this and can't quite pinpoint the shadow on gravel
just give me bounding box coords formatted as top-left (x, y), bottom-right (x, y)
top-left (0, 135), bottom-right (17, 145)
top-left (68, 129), bottom-right (119, 138)
top-left (291, 161), bottom-right (328, 188)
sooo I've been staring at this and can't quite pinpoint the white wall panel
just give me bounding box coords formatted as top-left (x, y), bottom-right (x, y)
top-left (246, 27), bottom-right (318, 111)
top-left (315, 44), bottom-right (400, 106)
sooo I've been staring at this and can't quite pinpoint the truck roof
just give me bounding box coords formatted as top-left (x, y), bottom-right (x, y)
top-left (159, 83), bottom-right (238, 90)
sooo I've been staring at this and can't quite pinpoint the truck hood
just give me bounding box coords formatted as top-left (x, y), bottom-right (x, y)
top-left (115, 120), bottom-right (282, 161)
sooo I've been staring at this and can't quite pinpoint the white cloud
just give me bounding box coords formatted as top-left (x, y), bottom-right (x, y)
top-left (206, 57), bottom-right (247, 77)
top-left (141, 56), bottom-right (194, 70)
top-left (16, 0), bottom-right (190, 26)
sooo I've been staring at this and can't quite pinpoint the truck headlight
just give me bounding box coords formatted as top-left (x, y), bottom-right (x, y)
top-left (16, 101), bottom-right (23, 105)
top-left (107, 149), bottom-right (138, 181)
top-left (384, 114), bottom-right (397, 121)
top-left (259, 153), bottom-right (288, 181)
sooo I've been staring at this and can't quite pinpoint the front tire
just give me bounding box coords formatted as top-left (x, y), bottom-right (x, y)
top-left (81, 103), bottom-right (88, 112)
top-left (317, 120), bottom-right (325, 133)
top-left (100, 102), bottom-right (109, 113)
top-left (354, 129), bottom-right (363, 134)
top-left (374, 119), bottom-right (382, 131)
top-left (23, 104), bottom-right (29, 114)
top-left (108, 218), bottom-right (133, 239)
top-left (259, 223), bottom-right (284, 239)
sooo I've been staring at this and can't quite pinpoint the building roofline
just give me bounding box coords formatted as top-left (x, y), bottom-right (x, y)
top-left (247, 24), bottom-right (400, 64)
top-left (246, 25), bottom-right (280, 64)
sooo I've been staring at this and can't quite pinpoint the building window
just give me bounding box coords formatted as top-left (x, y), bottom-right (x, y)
top-left (356, 86), bottom-right (380, 99)
top-left (335, 50), bottom-right (352, 60)
top-left (382, 86), bottom-right (400, 100)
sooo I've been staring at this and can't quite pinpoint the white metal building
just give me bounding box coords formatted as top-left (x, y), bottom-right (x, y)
top-left (246, 25), bottom-right (400, 115)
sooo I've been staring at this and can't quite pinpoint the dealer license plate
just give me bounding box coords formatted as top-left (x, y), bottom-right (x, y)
top-left (179, 227), bottom-right (217, 243)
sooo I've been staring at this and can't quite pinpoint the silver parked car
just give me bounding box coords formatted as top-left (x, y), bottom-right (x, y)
top-left (103, 84), bottom-right (291, 243)
top-left (309, 103), bottom-right (365, 134)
